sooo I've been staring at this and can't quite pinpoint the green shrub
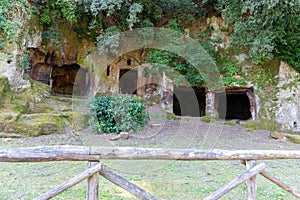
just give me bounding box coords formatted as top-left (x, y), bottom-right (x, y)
top-left (88, 95), bottom-right (149, 133)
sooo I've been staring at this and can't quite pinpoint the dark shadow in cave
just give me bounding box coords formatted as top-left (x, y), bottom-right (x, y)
top-left (216, 87), bottom-right (253, 120)
top-left (173, 86), bottom-right (206, 117)
top-left (119, 69), bottom-right (138, 95)
top-left (51, 64), bottom-right (88, 96)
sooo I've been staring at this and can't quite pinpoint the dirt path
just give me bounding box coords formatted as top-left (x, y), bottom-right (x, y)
top-left (4, 115), bottom-right (300, 151)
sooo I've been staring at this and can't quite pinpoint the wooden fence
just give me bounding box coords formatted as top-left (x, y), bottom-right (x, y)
top-left (0, 146), bottom-right (300, 200)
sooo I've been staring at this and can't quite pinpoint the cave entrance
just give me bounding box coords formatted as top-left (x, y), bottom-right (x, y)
top-left (30, 63), bottom-right (53, 84)
top-left (119, 69), bottom-right (138, 95)
top-left (173, 86), bottom-right (206, 117)
top-left (215, 87), bottom-right (254, 120)
top-left (51, 64), bottom-right (88, 96)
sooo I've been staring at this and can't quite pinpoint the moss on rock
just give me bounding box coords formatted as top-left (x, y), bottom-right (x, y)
top-left (242, 121), bottom-right (260, 132)
top-left (201, 116), bottom-right (216, 123)
top-left (285, 134), bottom-right (300, 144)
top-left (0, 77), bottom-right (11, 108)
top-left (1, 113), bottom-right (66, 136)
top-left (65, 111), bottom-right (88, 131)
top-left (0, 112), bottom-right (20, 132)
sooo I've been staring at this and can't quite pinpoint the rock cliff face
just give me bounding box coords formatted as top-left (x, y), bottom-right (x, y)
top-left (0, 18), bottom-right (90, 136)
top-left (0, 15), bottom-right (299, 135)
top-left (276, 62), bottom-right (300, 133)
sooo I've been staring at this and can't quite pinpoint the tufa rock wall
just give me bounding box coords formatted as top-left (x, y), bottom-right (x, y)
top-left (276, 62), bottom-right (300, 133)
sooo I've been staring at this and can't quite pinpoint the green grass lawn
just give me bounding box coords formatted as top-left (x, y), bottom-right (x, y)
top-left (0, 159), bottom-right (299, 199)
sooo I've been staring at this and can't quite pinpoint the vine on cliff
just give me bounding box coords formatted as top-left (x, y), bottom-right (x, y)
top-left (217, 0), bottom-right (300, 70)
top-left (0, 0), bottom-right (31, 49)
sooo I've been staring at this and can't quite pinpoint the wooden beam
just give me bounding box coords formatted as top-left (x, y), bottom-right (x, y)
top-left (86, 162), bottom-right (100, 200)
top-left (0, 146), bottom-right (99, 162)
top-left (246, 160), bottom-right (257, 200)
top-left (1, 146), bottom-right (300, 162)
top-left (204, 163), bottom-right (266, 200)
top-left (34, 162), bottom-right (102, 200)
top-left (241, 160), bottom-right (300, 199)
top-left (260, 170), bottom-right (300, 199)
top-left (100, 165), bottom-right (158, 200)
top-left (90, 147), bottom-right (300, 161)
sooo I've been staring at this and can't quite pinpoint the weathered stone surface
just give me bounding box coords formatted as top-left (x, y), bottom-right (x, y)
top-left (0, 132), bottom-right (22, 138)
top-left (119, 132), bottom-right (129, 139)
top-left (30, 63), bottom-right (52, 84)
top-left (0, 110), bottom-right (87, 137)
top-left (65, 111), bottom-right (88, 131)
top-left (270, 132), bottom-right (284, 140)
top-left (3, 113), bottom-right (65, 136)
top-left (0, 113), bottom-right (20, 132)
top-left (275, 62), bottom-right (300, 133)
top-left (110, 132), bottom-right (129, 141)
top-left (0, 79), bottom-right (88, 136)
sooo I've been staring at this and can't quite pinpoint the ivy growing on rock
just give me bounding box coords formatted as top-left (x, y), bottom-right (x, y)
top-left (217, 0), bottom-right (300, 70)
top-left (0, 0), bottom-right (31, 49)
top-left (30, 0), bottom-right (78, 25)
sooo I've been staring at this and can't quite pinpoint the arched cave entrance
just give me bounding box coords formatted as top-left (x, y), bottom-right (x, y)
top-left (215, 87), bottom-right (255, 120)
top-left (173, 86), bottom-right (206, 117)
top-left (30, 63), bottom-right (88, 96)
top-left (51, 64), bottom-right (88, 96)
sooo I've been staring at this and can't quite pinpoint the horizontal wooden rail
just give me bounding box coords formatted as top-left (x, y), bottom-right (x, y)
top-left (1, 146), bottom-right (300, 162)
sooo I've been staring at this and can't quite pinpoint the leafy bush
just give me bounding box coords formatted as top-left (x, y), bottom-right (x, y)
top-left (88, 95), bottom-right (149, 133)
top-left (217, 0), bottom-right (300, 70)
top-left (218, 57), bottom-right (246, 86)
top-left (31, 0), bottom-right (77, 25)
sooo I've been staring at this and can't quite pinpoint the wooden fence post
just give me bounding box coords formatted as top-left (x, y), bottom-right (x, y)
top-left (246, 160), bottom-right (257, 200)
top-left (86, 162), bottom-right (100, 200)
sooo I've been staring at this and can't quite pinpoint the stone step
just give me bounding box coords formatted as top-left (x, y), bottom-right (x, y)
top-left (0, 111), bottom-right (87, 137)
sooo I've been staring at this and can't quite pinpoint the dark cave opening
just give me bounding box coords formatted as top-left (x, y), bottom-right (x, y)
top-left (51, 64), bottom-right (88, 96)
top-left (119, 69), bottom-right (138, 95)
top-left (173, 86), bottom-right (206, 117)
top-left (216, 88), bottom-right (253, 120)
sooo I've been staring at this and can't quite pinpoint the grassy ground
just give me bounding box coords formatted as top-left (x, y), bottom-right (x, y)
top-left (0, 160), bottom-right (299, 199)
top-left (0, 114), bottom-right (300, 199)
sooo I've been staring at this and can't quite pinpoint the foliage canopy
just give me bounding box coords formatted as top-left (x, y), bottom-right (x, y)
top-left (1, 0), bottom-right (299, 71)
top-left (217, 0), bottom-right (300, 69)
